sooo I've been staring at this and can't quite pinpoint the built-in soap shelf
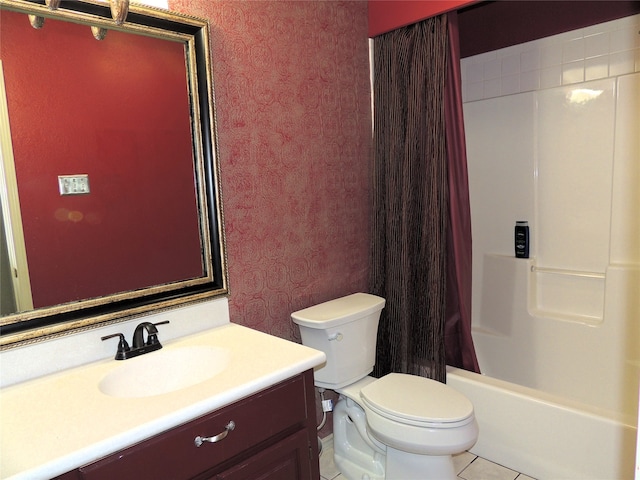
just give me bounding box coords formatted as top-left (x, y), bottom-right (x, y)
top-left (529, 262), bottom-right (606, 326)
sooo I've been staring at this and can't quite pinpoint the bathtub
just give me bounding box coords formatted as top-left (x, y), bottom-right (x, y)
top-left (447, 256), bottom-right (640, 479)
top-left (446, 366), bottom-right (637, 479)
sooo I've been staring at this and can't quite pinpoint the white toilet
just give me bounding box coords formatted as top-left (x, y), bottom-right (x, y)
top-left (292, 293), bottom-right (478, 480)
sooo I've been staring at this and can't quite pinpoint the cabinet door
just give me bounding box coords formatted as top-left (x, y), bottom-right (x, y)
top-left (211, 430), bottom-right (312, 480)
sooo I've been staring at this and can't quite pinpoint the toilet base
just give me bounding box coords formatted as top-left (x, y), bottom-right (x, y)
top-left (332, 396), bottom-right (469, 480)
top-left (333, 397), bottom-right (385, 479)
top-left (335, 448), bottom-right (456, 480)
top-left (334, 451), bottom-right (385, 480)
top-left (386, 447), bottom-right (456, 480)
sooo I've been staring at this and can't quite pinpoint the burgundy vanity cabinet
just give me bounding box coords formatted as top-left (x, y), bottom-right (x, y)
top-left (56, 370), bottom-right (320, 480)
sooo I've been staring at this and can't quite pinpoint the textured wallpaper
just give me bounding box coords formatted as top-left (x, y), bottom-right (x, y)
top-left (169, 0), bottom-right (372, 341)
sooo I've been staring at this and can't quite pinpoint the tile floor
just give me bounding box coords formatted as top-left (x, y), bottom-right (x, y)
top-left (319, 437), bottom-right (536, 480)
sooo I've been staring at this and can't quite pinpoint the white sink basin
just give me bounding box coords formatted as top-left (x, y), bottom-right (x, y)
top-left (99, 346), bottom-right (230, 398)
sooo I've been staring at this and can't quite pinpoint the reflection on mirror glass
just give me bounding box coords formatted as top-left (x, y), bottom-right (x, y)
top-left (2, 10), bottom-right (203, 313)
top-left (0, 1), bottom-right (227, 348)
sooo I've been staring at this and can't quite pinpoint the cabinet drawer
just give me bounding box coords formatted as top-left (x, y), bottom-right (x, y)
top-left (79, 375), bottom-right (309, 480)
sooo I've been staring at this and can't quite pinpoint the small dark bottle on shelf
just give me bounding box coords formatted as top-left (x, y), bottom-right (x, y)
top-left (515, 221), bottom-right (529, 258)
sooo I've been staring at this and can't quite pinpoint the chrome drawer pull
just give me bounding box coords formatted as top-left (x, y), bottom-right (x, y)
top-left (194, 421), bottom-right (235, 447)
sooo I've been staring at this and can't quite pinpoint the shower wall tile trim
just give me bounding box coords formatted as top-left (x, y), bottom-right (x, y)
top-left (461, 13), bottom-right (640, 102)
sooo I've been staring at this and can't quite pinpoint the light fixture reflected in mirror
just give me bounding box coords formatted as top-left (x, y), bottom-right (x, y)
top-left (29, 0), bottom-right (60, 29)
top-left (27, 14), bottom-right (43, 29)
top-left (91, 25), bottom-right (107, 40)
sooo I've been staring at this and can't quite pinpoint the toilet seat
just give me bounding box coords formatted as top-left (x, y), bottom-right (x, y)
top-left (360, 373), bottom-right (474, 429)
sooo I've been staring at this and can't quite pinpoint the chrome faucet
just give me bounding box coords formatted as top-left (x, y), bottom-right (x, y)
top-left (101, 320), bottom-right (169, 360)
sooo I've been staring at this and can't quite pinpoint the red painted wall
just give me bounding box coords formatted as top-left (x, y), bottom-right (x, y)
top-left (368, 0), bottom-right (477, 37)
top-left (1, 10), bottom-right (203, 308)
top-left (169, 0), bottom-right (372, 341)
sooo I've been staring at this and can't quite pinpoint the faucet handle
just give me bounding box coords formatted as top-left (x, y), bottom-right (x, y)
top-left (101, 333), bottom-right (130, 360)
top-left (147, 320), bottom-right (170, 345)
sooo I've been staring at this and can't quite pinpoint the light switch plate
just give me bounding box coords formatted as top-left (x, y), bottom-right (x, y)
top-left (58, 174), bottom-right (90, 195)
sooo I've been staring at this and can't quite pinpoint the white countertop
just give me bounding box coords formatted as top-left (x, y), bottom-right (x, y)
top-left (0, 323), bottom-right (325, 480)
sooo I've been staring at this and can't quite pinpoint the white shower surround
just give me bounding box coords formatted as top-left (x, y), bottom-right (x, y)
top-left (457, 14), bottom-right (640, 479)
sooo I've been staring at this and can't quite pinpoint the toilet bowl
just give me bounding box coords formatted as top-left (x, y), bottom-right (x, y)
top-left (360, 373), bottom-right (478, 456)
top-left (292, 293), bottom-right (479, 480)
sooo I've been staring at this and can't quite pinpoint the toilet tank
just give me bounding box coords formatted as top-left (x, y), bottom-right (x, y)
top-left (291, 293), bottom-right (386, 389)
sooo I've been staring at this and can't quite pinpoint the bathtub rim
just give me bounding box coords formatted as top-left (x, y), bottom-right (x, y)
top-left (445, 365), bottom-right (637, 427)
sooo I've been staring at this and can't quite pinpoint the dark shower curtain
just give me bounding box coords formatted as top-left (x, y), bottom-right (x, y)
top-left (370, 12), bottom-right (479, 383)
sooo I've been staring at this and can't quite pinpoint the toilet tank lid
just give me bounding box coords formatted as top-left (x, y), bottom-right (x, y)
top-left (291, 293), bottom-right (385, 329)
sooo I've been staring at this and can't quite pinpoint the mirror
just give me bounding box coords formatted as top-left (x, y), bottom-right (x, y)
top-left (0, 0), bottom-right (227, 348)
